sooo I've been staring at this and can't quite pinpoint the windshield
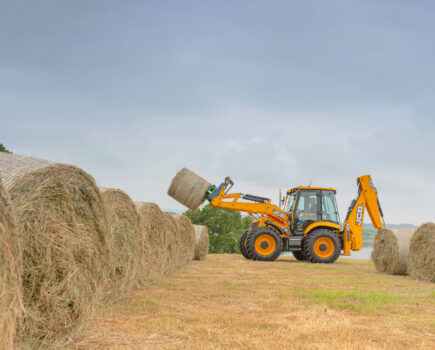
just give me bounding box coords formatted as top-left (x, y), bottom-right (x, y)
top-left (284, 191), bottom-right (297, 213)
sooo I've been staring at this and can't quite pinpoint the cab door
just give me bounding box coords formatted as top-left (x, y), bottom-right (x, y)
top-left (293, 190), bottom-right (321, 232)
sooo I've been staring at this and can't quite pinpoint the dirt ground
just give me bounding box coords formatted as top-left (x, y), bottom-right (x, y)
top-left (71, 254), bottom-right (435, 350)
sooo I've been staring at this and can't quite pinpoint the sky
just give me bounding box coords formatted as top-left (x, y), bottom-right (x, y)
top-left (1, 0), bottom-right (434, 225)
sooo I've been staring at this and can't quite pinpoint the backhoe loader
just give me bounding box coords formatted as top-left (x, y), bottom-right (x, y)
top-left (203, 174), bottom-right (386, 263)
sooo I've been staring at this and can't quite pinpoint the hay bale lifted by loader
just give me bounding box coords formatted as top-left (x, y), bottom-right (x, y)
top-left (168, 168), bottom-right (211, 211)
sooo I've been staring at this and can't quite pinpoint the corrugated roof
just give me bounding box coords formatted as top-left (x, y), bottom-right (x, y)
top-left (0, 152), bottom-right (55, 189)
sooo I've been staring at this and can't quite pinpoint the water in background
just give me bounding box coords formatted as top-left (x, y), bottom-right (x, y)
top-left (281, 247), bottom-right (373, 260)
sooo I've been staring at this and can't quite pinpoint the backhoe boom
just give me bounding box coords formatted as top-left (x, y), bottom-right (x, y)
top-left (342, 175), bottom-right (385, 255)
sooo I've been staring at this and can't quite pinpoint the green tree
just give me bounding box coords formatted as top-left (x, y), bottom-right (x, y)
top-left (184, 205), bottom-right (253, 254)
top-left (0, 144), bottom-right (11, 153)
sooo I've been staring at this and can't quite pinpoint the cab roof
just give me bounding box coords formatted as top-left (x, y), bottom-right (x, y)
top-left (287, 186), bottom-right (336, 194)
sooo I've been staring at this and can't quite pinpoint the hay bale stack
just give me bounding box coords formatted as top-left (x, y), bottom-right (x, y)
top-left (0, 152), bottom-right (54, 188)
top-left (168, 168), bottom-right (211, 210)
top-left (193, 225), bottom-right (209, 261)
top-left (408, 223), bottom-right (435, 283)
top-left (8, 164), bottom-right (110, 347)
top-left (371, 228), bottom-right (415, 275)
top-left (100, 188), bottom-right (141, 301)
top-left (162, 212), bottom-right (181, 274)
top-left (0, 177), bottom-right (22, 350)
top-left (173, 215), bottom-right (195, 265)
top-left (135, 202), bottom-right (169, 286)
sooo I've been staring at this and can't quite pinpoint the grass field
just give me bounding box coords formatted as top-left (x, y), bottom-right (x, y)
top-left (72, 254), bottom-right (435, 350)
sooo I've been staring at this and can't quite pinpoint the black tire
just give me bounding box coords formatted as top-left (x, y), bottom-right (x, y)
top-left (246, 227), bottom-right (283, 262)
top-left (292, 250), bottom-right (308, 261)
top-left (238, 230), bottom-right (251, 259)
top-left (303, 229), bottom-right (341, 263)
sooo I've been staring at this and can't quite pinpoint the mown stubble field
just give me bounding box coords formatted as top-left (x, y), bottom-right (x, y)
top-left (72, 254), bottom-right (435, 350)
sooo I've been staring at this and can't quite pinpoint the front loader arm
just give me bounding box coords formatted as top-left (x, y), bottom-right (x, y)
top-left (342, 175), bottom-right (385, 255)
top-left (208, 177), bottom-right (289, 230)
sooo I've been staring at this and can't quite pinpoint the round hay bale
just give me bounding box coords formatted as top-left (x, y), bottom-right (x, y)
top-left (0, 152), bottom-right (54, 189)
top-left (162, 212), bottom-right (181, 274)
top-left (101, 188), bottom-right (141, 301)
top-left (371, 228), bottom-right (415, 275)
top-left (0, 177), bottom-right (22, 350)
top-left (172, 215), bottom-right (195, 265)
top-left (193, 225), bottom-right (209, 261)
top-left (407, 223), bottom-right (435, 283)
top-left (135, 202), bottom-right (169, 286)
top-left (168, 168), bottom-right (211, 211)
top-left (9, 164), bottom-right (110, 347)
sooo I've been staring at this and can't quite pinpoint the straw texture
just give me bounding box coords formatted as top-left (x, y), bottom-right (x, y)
top-left (101, 188), bottom-right (141, 301)
top-left (9, 165), bottom-right (110, 348)
top-left (371, 228), bottom-right (415, 275)
top-left (0, 176), bottom-right (22, 350)
top-left (173, 215), bottom-right (195, 265)
top-left (407, 223), bottom-right (435, 283)
top-left (193, 225), bottom-right (209, 261)
top-left (168, 168), bottom-right (210, 210)
top-left (0, 152), bottom-right (54, 189)
top-left (135, 202), bottom-right (169, 286)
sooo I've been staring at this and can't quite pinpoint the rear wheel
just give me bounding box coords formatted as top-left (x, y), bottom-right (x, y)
top-left (304, 229), bottom-right (341, 263)
top-left (292, 250), bottom-right (307, 261)
top-left (238, 230), bottom-right (251, 259)
top-left (246, 227), bottom-right (283, 261)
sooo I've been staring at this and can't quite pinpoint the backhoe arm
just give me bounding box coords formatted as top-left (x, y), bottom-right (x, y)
top-left (342, 175), bottom-right (385, 255)
top-left (208, 177), bottom-right (289, 230)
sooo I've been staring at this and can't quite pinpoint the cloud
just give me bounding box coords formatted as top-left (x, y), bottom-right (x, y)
top-left (1, 1), bottom-right (434, 225)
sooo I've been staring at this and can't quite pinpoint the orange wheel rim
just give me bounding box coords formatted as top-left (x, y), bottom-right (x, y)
top-left (313, 237), bottom-right (335, 258)
top-left (255, 234), bottom-right (276, 256)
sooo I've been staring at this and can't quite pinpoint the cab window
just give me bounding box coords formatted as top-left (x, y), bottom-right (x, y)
top-left (294, 190), bottom-right (320, 231)
top-left (322, 191), bottom-right (339, 223)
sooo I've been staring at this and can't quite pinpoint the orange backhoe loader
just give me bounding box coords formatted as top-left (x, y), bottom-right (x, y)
top-left (204, 175), bottom-right (386, 263)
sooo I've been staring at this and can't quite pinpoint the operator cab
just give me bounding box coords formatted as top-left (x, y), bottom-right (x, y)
top-left (284, 187), bottom-right (340, 235)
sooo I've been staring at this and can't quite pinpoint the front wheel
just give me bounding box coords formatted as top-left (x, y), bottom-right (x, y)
top-left (304, 229), bottom-right (341, 263)
top-left (246, 227), bottom-right (283, 261)
top-left (238, 230), bottom-right (252, 259)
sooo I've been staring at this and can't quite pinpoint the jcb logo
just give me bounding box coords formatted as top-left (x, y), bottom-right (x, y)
top-left (272, 210), bottom-right (286, 219)
top-left (355, 205), bottom-right (363, 226)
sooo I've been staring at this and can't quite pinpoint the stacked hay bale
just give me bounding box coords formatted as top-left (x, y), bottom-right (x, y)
top-left (163, 212), bottom-right (181, 274)
top-left (135, 202), bottom-right (169, 286)
top-left (173, 215), bottom-right (196, 266)
top-left (407, 223), bottom-right (435, 283)
top-left (101, 188), bottom-right (141, 301)
top-left (0, 152), bottom-right (111, 348)
top-left (0, 176), bottom-right (22, 350)
top-left (371, 228), bottom-right (415, 275)
top-left (168, 168), bottom-right (210, 210)
top-left (193, 225), bottom-right (209, 261)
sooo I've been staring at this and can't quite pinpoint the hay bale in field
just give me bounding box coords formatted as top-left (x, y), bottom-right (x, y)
top-left (101, 188), bottom-right (141, 301)
top-left (371, 228), bottom-right (415, 275)
top-left (0, 177), bottom-right (22, 350)
top-left (135, 202), bottom-right (169, 286)
top-left (172, 215), bottom-right (195, 265)
top-left (8, 164), bottom-right (111, 348)
top-left (162, 212), bottom-right (181, 274)
top-left (0, 152), bottom-right (54, 189)
top-left (193, 225), bottom-right (209, 261)
top-left (168, 168), bottom-right (211, 210)
top-left (407, 223), bottom-right (435, 283)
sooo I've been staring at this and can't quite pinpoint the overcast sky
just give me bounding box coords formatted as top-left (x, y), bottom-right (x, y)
top-left (1, 0), bottom-right (434, 225)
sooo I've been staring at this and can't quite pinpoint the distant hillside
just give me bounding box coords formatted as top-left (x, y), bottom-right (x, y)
top-left (164, 208), bottom-right (185, 215)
